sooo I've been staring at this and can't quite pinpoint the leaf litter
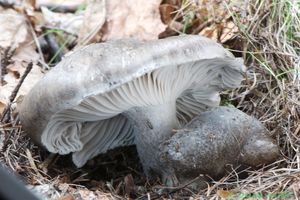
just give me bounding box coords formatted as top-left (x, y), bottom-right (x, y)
top-left (0, 0), bottom-right (300, 199)
top-left (0, 8), bottom-right (44, 114)
top-left (102, 0), bottom-right (166, 41)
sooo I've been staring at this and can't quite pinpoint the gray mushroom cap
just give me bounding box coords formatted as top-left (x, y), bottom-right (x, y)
top-left (19, 35), bottom-right (245, 167)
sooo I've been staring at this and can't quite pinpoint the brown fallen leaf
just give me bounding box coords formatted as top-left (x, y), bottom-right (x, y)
top-left (159, 4), bottom-right (177, 24)
top-left (53, 194), bottom-right (74, 200)
top-left (124, 174), bottom-right (135, 196)
top-left (0, 13), bottom-right (43, 115)
top-left (1, 38), bottom-right (43, 106)
top-left (199, 24), bottom-right (219, 41)
top-left (0, 62), bottom-right (44, 113)
top-left (0, 9), bottom-right (29, 49)
top-left (199, 20), bottom-right (239, 43)
top-left (197, 0), bottom-right (230, 23)
top-left (102, 0), bottom-right (166, 41)
top-left (77, 0), bottom-right (106, 46)
top-left (7, 66), bottom-right (21, 79)
top-left (0, 101), bottom-right (5, 114)
top-left (15, 0), bottom-right (36, 17)
top-left (12, 43), bottom-right (40, 63)
top-left (220, 21), bottom-right (239, 43)
top-left (217, 189), bottom-right (235, 198)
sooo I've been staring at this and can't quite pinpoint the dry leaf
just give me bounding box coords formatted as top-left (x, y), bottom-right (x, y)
top-left (199, 20), bottom-right (239, 43)
top-left (53, 194), bottom-right (74, 200)
top-left (124, 174), bottom-right (135, 195)
top-left (0, 101), bottom-right (5, 114)
top-left (25, 0), bottom-right (35, 7)
top-left (77, 189), bottom-right (97, 199)
top-left (36, 0), bottom-right (85, 8)
top-left (7, 66), bottom-right (21, 79)
top-left (21, 0), bottom-right (36, 16)
top-left (41, 6), bottom-right (83, 35)
top-left (220, 21), bottom-right (239, 43)
top-left (103, 0), bottom-right (166, 41)
top-left (0, 9), bottom-right (29, 49)
top-left (94, 191), bottom-right (112, 200)
top-left (197, 0), bottom-right (230, 23)
top-left (199, 24), bottom-right (219, 41)
top-left (57, 183), bottom-right (69, 193)
top-left (12, 43), bottom-right (40, 63)
top-left (0, 45), bottom-right (43, 112)
top-left (159, 4), bottom-right (176, 24)
top-left (217, 189), bottom-right (234, 198)
top-left (0, 63), bottom-right (44, 109)
top-left (0, 8), bottom-right (42, 114)
top-left (77, 0), bottom-right (106, 46)
top-left (28, 184), bottom-right (60, 199)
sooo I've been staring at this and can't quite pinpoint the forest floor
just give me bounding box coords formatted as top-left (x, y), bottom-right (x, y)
top-left (0, 0), bottom-right (300, 199)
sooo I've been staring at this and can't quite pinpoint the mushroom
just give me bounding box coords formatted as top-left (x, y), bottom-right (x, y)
top-left (160, 106), bottom-right (279, 187)
top-left (19, 35), bottom-right (245, 181)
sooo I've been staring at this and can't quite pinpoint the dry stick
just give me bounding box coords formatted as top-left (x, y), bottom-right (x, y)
top-left (1, 62), bottom-right (33, 153)
top-left (25, 148), bottom-right (43, 178)
top-left (0, 48), bottom-right (12, 86)
top-left (1, 62), bottom-right (33, 123)
top-left (0, 50), bottom-right (3, 85)
top-left (28, 20), bottom-right (49, 71)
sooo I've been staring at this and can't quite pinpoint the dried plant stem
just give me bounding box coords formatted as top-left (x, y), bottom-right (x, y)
top-left (1, 62), bottom-right (33, 122)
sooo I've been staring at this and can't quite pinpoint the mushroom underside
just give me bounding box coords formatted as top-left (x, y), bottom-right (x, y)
top-left (41, 58), bottom-right (244, 167)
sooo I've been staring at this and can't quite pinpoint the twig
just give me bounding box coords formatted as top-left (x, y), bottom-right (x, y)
top-left (0, 47), bottom-right (13, 86)
top-left (25, 148), bottom-right (43, 178)
top-left (9, 63), bottom-right (32, 103)
top-left (1, 62), bottom-right (33, 123)
top-left (0, 50), bottom-right (4, 85)
top-left (28, 22), bottom-right (49, 70)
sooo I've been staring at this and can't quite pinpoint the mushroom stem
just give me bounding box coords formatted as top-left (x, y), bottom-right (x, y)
top-left (124, 101), bottom-right (178, 177)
